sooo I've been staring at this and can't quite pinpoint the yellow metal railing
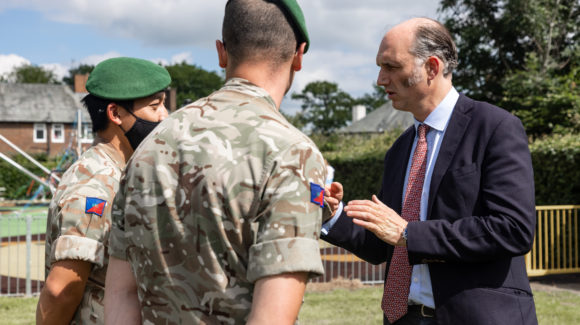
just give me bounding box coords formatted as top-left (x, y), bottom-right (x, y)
top-left (526, 205), bottom-right (580, 277)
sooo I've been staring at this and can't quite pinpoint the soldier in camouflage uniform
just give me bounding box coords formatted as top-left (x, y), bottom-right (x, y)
top-left (105, 1), bottom-right (329, 324)
top-left (37, 57), bottom-right (171, 325)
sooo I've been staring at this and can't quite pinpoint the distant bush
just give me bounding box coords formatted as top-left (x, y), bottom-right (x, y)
top-left (530, 134), bottom-right (580, 205)
top-left (315, 131), bottom-right (580, 205)
top-left (312, 130), bottom-right (401, 202)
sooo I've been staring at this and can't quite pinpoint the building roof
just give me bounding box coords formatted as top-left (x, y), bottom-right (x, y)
top-left (0, 83), bottom-right (91, 123)
top-left (339, 101), bottom-right (415, 133)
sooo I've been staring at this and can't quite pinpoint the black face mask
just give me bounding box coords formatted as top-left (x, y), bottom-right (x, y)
top-left (124, 112), bottom-right (160, 150)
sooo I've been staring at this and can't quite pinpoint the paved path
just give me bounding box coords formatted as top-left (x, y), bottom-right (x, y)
top-left (530, 274), bottom-right (580, 295)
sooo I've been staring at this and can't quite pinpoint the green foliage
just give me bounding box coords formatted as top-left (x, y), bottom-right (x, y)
top-left (10, 64), bottom-right (59, 84)
top-left (292, 81), bottom-right (355, 134)
top-left (529, 133), bottom-right (580, 205)
top-left (312, 131), bottom-right (402, 202)
top-left (356, 84), bottom-right (388, 112)
top-left (164, 62), bottom-right (223, 107)
top-left (0, 154), bottom-right (58, 200)
top-left (439, 0), bottom-right (580, 105)
top-left (502, 53), bottom-right (580, 137)
top-left (62, 64), bottom-right (95, 87)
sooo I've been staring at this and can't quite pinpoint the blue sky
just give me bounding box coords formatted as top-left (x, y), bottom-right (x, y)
top-left (0, 0), bottom-right (439, 114)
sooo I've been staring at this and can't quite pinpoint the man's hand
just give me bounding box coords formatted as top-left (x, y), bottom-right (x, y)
top-left (344, 195), bottom-right (408, 246)
top-left (324, 182), bottom-right (344, 217)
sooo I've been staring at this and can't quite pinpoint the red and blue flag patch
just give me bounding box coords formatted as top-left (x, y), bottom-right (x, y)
top-left (85, 197), bottom-right (107, 216)
top-left (310, 182), bottom-right (324, 208)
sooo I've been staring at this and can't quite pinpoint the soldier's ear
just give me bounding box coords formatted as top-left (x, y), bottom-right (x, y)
top-left (216, 40), bottom-right (228, 68)
top-left (107, 103), bottom-right (123, 126)
top-left (292, 42), bottom-right (306, 72)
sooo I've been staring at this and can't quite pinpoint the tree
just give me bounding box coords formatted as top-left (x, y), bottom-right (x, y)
top-left (356, 84), bottom-right (388, 111)
top-left (291, 81), bottom-right (355, 134)
top-left (10, 64), bottom-right (58, 84)
top-left (164, 62), bottom-right (223, 107)
top-left (439, 0), bottom-right (580, 104)
top-left (501, 53), bottom-right (580, 137)
top-left (62, 64), bottom-right (94, 88)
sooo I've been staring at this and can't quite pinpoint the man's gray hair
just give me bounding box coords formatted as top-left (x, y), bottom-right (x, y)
top-left (410, 19), bottom-right (458, 76)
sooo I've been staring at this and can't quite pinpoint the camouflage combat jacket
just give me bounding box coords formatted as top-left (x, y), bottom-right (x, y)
top-left (109, 78), bottom-right (327, 324)
top-left (45, 140), bottom-right (125, 324)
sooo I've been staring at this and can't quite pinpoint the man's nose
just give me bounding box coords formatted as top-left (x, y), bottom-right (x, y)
top-left (377, 70), bottom-right (390, 86)
top-left (158, 105), bottom-right (169, 121)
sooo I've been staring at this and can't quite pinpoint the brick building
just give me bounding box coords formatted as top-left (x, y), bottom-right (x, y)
top-left (0, 83), bottom-right (93, 157)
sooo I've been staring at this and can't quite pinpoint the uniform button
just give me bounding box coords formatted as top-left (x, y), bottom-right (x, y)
top-left (413, 277), bottom-right (418, 282)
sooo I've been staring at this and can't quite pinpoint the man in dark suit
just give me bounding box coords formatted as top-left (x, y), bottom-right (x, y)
top-left (322, 18), bottom-right (537, 325)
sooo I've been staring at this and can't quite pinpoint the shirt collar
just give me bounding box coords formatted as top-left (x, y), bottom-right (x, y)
top-left (413, 87), bottom-right (459, 132)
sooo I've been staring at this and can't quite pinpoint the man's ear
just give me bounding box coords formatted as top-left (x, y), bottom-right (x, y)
top-left (216, 40), bottom-right (228, 68)
top-left (426, 56), bottom-right (440, 80)
top-left (107, 103), bottom-right (123, 126)
top-left (292, 42), bottom-right (306, 72)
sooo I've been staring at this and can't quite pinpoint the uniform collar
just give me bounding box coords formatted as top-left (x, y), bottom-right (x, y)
top-left (92, 137), bottom-right (126, 169)
top-left (222, 78), bottom-right (277, 108)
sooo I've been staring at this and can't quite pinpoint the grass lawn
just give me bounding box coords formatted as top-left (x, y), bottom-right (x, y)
top-left (0, 297), bottom-right (37, 325)
top-left (301, 285), bottom-right (384, 324)
top-left (0, 285), bottom-right (578, 324)
top-left (300, 285), bottom-right (580, 325)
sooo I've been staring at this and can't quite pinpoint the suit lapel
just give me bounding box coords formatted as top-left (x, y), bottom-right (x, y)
top-left (380, 126), bottom-right (415, 213)
top-left (427, 95), bottom-right (473, 218)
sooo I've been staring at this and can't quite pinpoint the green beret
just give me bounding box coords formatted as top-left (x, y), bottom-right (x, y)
top-left (276, 0), bottom-right (310, 53)
top-left (86, 57), bottom-right (171, 100)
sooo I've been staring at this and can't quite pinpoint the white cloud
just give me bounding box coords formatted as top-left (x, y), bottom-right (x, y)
top-left (0, 0), bottom-right (226, 48)
top-left (77, 51), bottom-right (123, 66)
top-left (40, 63), bottom-right (68, 81)
top-left (294, 50), bottom-right (377, 96)
top-left (171, 52), bottom-right (194, 64)
top-left (0, 54), bottom-right (30, 78)
top-left (1, 0), bottom-right (441, 113)
top-left (0, 0), bottom-right (438, 50)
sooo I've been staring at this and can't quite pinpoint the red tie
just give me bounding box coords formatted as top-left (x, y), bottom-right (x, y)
top-left (382, 124), bottom-right (429, 323)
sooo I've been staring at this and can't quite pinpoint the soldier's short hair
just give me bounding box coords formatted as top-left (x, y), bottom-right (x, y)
top-left (82, 94), bottom-right (134, 132)
top-left (222, 0), bottom-right (298, 68)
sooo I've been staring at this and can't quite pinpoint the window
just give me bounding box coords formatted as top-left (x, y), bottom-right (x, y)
top-left (81, 123), bottom-right (94, 143)
top-left (52, 123), bottom-right (65, 143)
top-left (33, 123), bottom-right (47, 143)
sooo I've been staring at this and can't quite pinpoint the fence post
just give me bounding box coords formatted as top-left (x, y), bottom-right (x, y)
top-left (26, 215), bottom-right (32, 297)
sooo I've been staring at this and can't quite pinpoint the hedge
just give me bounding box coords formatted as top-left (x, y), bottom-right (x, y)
top-left (315, 131), bottom-right (580, 205)
top-left (529, 134), bottom-right (580, 205)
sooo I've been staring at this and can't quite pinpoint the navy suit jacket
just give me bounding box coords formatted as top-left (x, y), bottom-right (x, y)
top-left (322, 94), bottom-right (538, 325)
